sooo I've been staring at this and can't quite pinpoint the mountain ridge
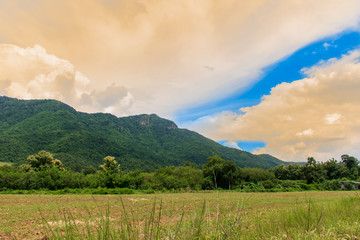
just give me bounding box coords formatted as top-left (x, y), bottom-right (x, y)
top-left (0, 96), bottom-right (286, 171)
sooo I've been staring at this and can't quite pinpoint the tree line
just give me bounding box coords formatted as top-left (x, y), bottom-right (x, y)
top-left (0, 151), bottom-right (359, 192)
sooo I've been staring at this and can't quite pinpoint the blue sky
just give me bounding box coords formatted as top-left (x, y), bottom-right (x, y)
top-left (176, 31), bottom-right (360, 153)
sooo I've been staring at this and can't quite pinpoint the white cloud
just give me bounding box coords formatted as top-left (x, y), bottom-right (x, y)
top-left (296, 129), bottom-right (314, 137)
top-left (325, 113), bottom-right (341, 124)
top-left (187, 51), bottom-right (360, 162)
top-left (323, 42), bottom-right (331, 50)
top-left (0, 44), bottom-right (133, 115)
top-left (222, 141), bottom-right (242, 150)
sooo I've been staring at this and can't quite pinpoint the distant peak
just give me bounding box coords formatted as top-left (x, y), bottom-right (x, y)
top-left (126, 113), bottom-right (178, 129)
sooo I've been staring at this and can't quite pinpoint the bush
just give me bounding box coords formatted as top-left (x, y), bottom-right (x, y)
top-left (262, 180), bottom-right (277, 189)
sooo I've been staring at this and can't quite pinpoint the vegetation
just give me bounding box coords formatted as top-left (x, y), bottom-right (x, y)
top-left (22, 150), bottom-right (66, 171)
top-left (0, 151), bottom-right (359, 192)
top-left (0, 96), bottom-right (285, 171)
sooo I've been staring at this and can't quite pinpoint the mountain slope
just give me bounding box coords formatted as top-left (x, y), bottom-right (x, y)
top-left (0, 96), bottom-right (286, 171)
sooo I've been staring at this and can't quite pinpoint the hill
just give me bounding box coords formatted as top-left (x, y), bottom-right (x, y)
top-left (0, 96), bottom-right (286, 171)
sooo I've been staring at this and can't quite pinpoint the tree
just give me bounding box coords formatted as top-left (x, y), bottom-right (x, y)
top-left (302, 157), bottom-right (325, 184)
top-left (25, 150), bottom-right (66, 171)
top-left (269, 164), bottom-right (303, 180)
top-left (306, 157), bottom-right (316, 167)
top-left (203, 155), bottom-right (240, 189)
top-left (203, 155), bottom-right (225, 189)
top-left (240, 168), bottom-right (275, 182)
top-left (341, 154), bottom-right (359, 179)
top-left (99, 156), bottom-right (120, 188)
top-left (341, 155), bottom-right (359, 170)
top-left (222, 160), bottom-right (238, 190)
top-left (152, 165), bottom-right (203, 190)
top-left (99, 156), bottom-right (120, 174)
top-left (323, 158), bottom-right (347, 180)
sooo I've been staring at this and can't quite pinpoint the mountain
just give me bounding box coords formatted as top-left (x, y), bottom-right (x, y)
top-left (0, 96), bottom-right (286, 171)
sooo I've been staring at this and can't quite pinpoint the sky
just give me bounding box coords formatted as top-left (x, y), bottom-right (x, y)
top-left (1, 0), bottom-right (360, 162)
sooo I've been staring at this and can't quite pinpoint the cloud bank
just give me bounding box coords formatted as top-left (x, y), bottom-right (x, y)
top-left (188, 51), bottom-right (360, 162)
top-left (0, 44), bottom-right (133, 115)
top-left (1, 0), bottom-right (360, 117)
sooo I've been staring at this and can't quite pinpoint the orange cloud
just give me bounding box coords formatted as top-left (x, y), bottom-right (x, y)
top-left (0, 44), bottom-right (132, 115)
top-left (188, 51), bottom-right (360, 162)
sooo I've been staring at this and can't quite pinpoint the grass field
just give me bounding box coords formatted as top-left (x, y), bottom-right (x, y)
top-left (0, 191), bottom-right (359, 239)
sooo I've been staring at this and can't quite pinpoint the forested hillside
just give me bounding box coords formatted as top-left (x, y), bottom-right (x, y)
top-left (0, 96), bottom-right (285, 171)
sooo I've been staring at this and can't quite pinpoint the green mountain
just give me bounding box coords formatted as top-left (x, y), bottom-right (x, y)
top-left (0, 96), bottom-right (286, 171)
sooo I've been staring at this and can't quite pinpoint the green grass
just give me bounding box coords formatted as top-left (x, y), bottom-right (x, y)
top-left (0, 191), bottom-right (359, 239)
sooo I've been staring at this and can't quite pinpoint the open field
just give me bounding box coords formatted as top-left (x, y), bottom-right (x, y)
top-left (0, 191), bottom-right (359, 239)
